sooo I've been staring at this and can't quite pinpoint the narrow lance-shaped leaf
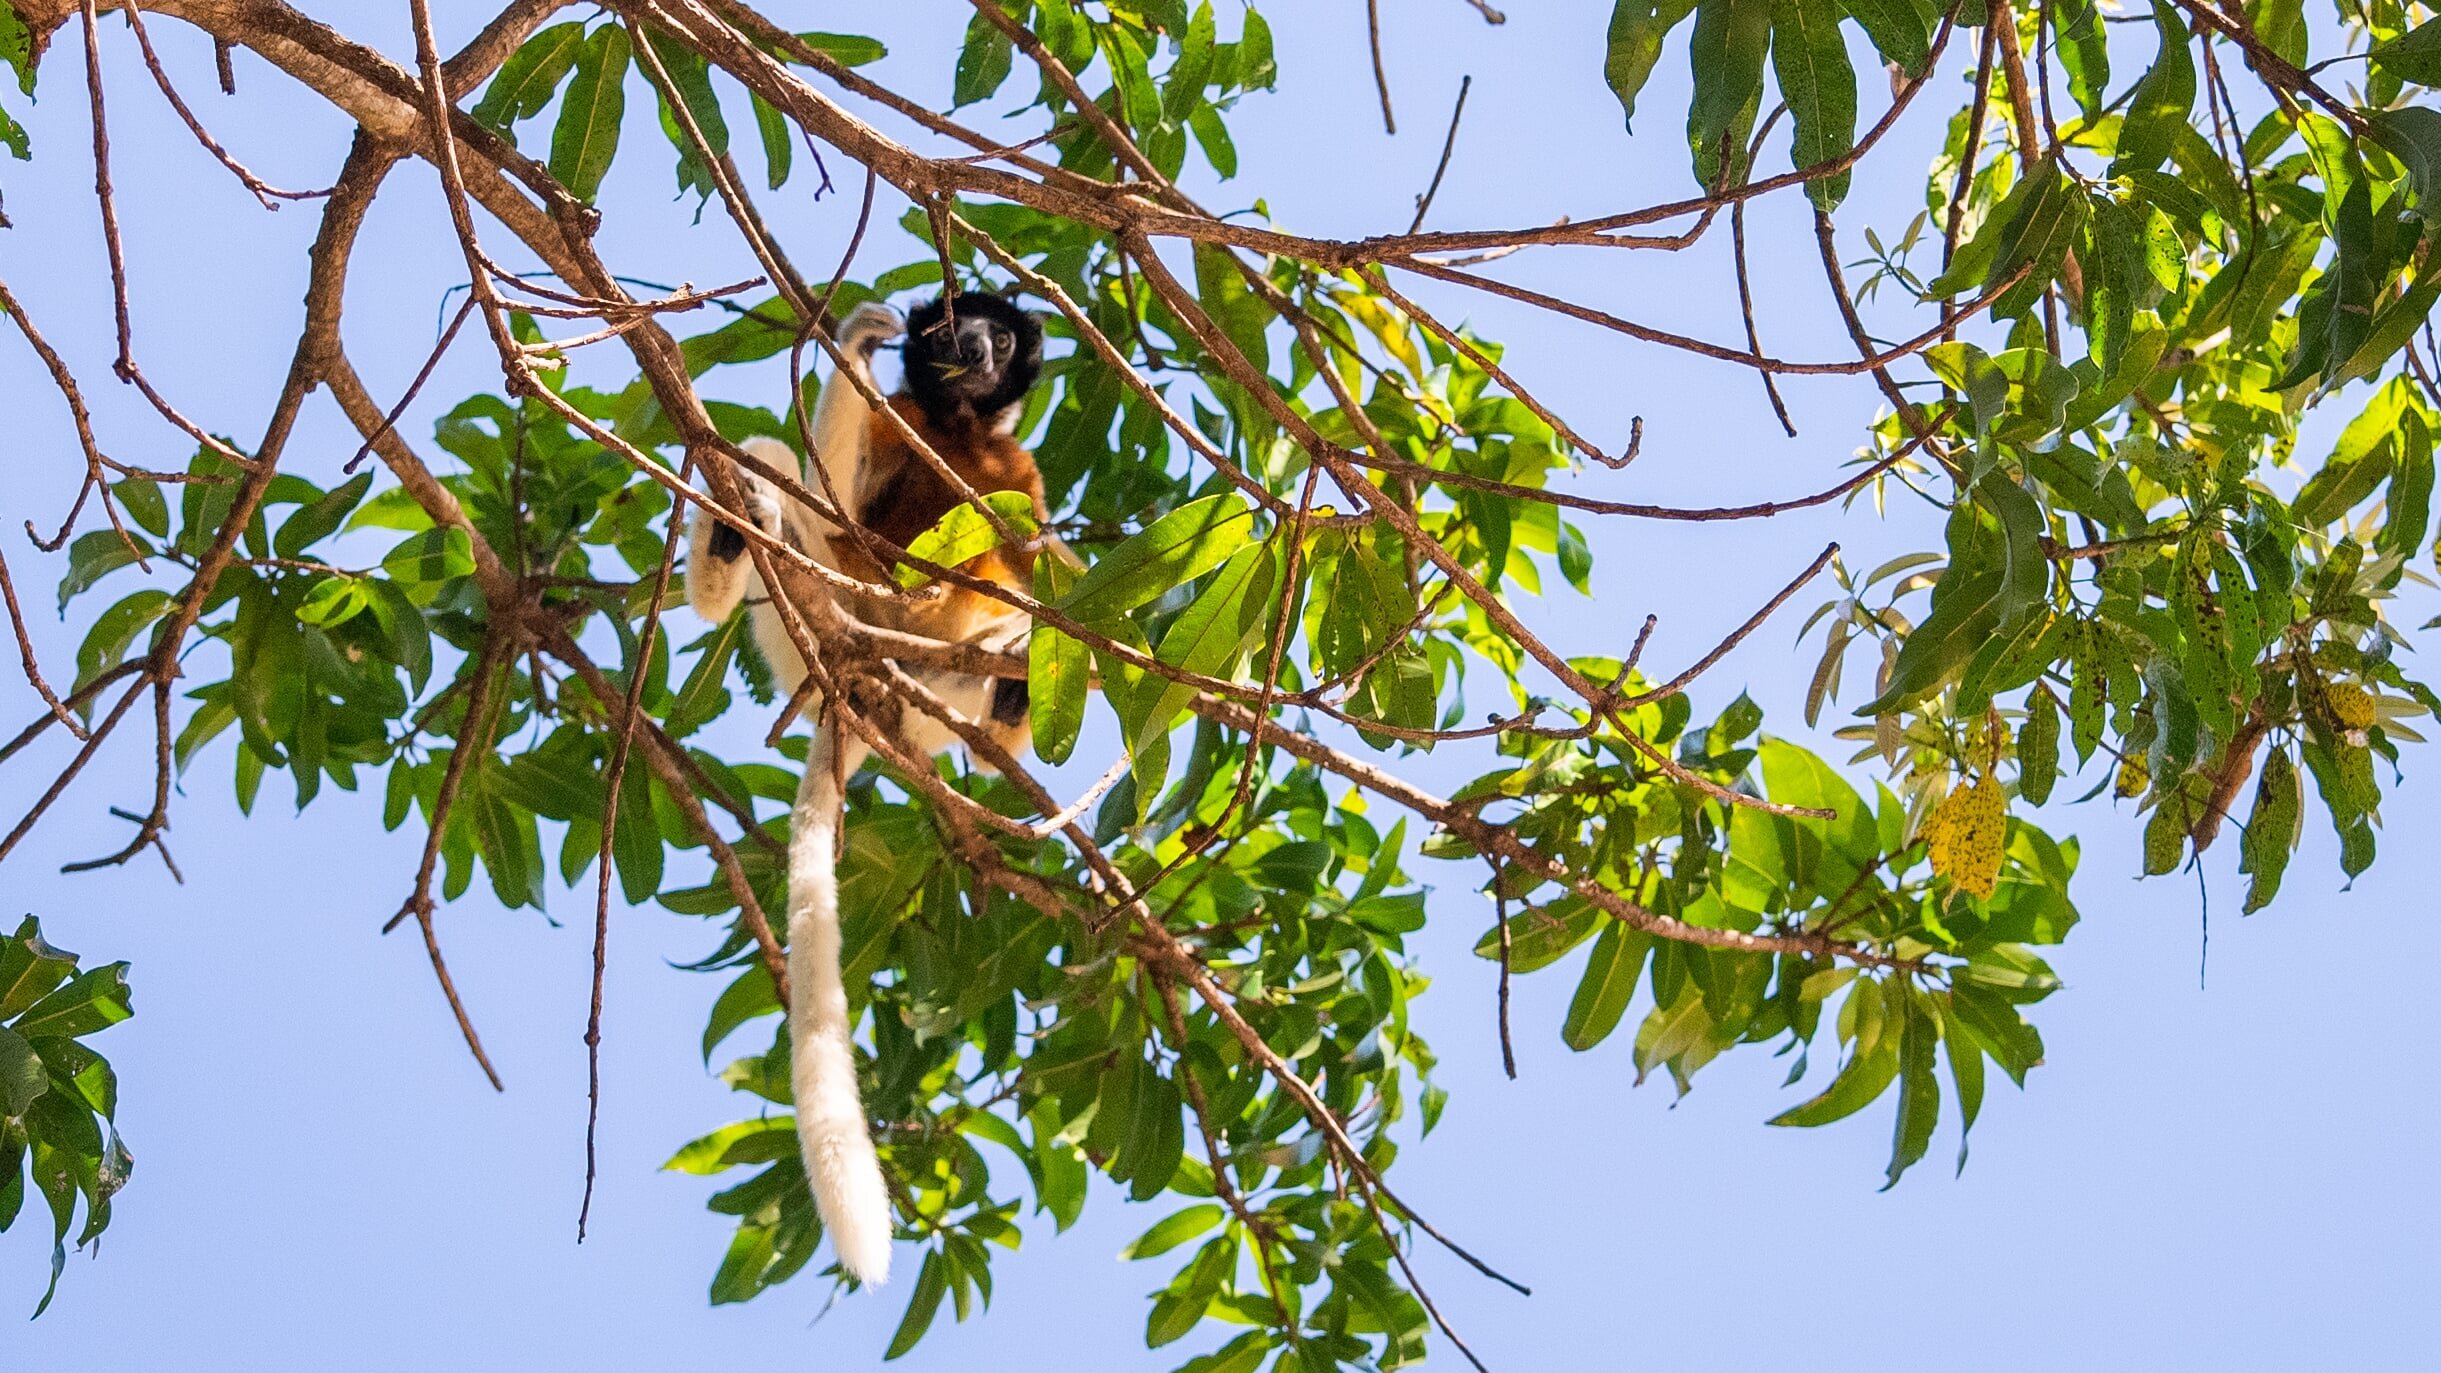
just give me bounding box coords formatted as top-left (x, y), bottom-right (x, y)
top-left (471, 22), bottom-right (586, 134)
top-left (2240, 746), bottom-right (2302, 913)
top-left (1029, 558), bottom-right (1088, 765)
top-left (1842, 0), bottom-right (1931, 77)
top-left (2372, 16), bottom-right (2441, 88)
top-left (1060, 493), bottom-right (1256, 624)
top-left (1882, 989), bottom-right (1940, 1189)
top-left (551, 25), bottom-right (631, 205)
top-left (1685, 0), bottom-right (1772, 191)
top-left (1560, 919), bottom-right (1654, 1051)
top-left (2112, 2), bottom-right (2195, 178)
top-left (1770, 0), bottom-right (1858, 211)
top-left (1606, 0), bottom-right (1698, 131)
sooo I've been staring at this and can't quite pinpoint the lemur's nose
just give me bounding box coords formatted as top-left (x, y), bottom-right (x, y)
top-left (955, 318), bottom-right (997, 368)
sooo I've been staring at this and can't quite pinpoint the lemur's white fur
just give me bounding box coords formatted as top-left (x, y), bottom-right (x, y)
top-left (686, 303), bottom-right (905, 1286)
top-left (784, 721), bottom-right (892, 1285)
top-left (683, 301), bottom-right (1033, 1288)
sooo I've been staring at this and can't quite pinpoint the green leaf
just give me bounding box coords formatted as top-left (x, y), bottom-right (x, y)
top-left (273, 472), bottom-right (372, 560)
top-left (885, 1252), bottom-right (949, 1357)
top-left (2059, 13), bottom-right (2111, 119)
top-left (1841, 0), bottom-right (1931, 77)
top-left (1187, 103), bottom-right (1237, 177)
top-left (1029, 558), bottom-right (1088, 765)
top-left (2373, 17), bottom-right (2441, 88)
top-left (645, 27), bottom-right (730, 197)
top-left (752, 93), bottom-right (792, 190)
top-left (1882, 993), bottom-right (1939, 1188)
top-left (0, 1025), bottom-right (46, 1117)
top-left (1924, 153), bottom-right (2072, 301)
top-left (551, 25), bottom-right (631, 205)
top-left (1769, 1024), bottom-right (1898, 1126)
top-left (1605, 0), bottom-right (1697, 131)
top-left (74, 589), bottom-right (172, 693)
top-left (1060, 494), bottom-right (1256, 624)
top-left (663, 1118), bottom-right (796, 1175)
top-left (1560, 920), bottom-right (1653, 1051)
top-left (57, 529), bottom-right (150, 611)
top-left (472, 21), bottom-right (586, 134)
top-left (1685, 0), bottom-right (1772, 190)
top-left (1238, 9), bottom-right (1276, 90)
top-left (294, 576), bottom-right (371, 629)
top-left (2241, 746), bottom-right (2302, 913)
top-left (2018, 690), bottom-right (2060, 805)
top-left (791, 32), bottom-right (888, 67)
top-left (380, 526), bottom-right (475, 586)
top-left (364, 580), bottom-right (434, 694)
top-left (0, 0), bottom-right (36, 96)
top-left (952, 9), bottom-right (1016, 109)
top-left (1162, 3), bottom-right (1218, 125)
top-left (1864, 478), bottom-right (2048, 712)
top-left (11, 963), bottom-right (133, 1040)
top-left (1104, 25), bottom-right (1162, 133)
top-left (1472, 900), bottom-right (1601, 973)
top-left (0, 919), bottom-right (77, 1021)
top-left (115, 479), bottom-right (169, 538)
top-left (2370, 106), bottom-right (2441, 210)
top-left (700, 963), bottom-right (780, 1064)
top-left (612, 760), bottom-right (663, 904)
top-left (894, 491), bottom-right (1039, 589)
top-left (1133, 541), bottom-right (1278, 761)
top-left (1947, 981), bottom-right (2044, 1084)
top-left (1940, 997), bottom-right (1988, 1173)
top-left (2112, 3), bottom-right (2195, 178)
top-left (1120, 1202), bottom-right (1224, 1260)
top-left (2245, 0), bottom-right (2306, 68)
top-left (1770, 0), bottom-right (1858, 211)
top-left (1146, 1234), bottom-right (1234, 1347)
top-left (1982, 164), bottom-right (2088, 319)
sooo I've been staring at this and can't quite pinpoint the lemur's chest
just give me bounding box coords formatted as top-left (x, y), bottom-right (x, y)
top-left (841, 397), bottom-right (1042, 589)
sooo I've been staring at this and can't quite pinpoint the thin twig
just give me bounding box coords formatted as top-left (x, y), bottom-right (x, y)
top-left (1407, 75), bottom-right (1471, 234)
top-left (1622, 543), bottom-right (1840, 708)
top-left (1365, 0), bottom-right (1396, 134)
top-left (386, 637), bottom-right (509, 1091)
top-left (345, 293), bottom-right (478, 473)
top-left (1493, 888), bottom-right (1516, 1080)
top-left (123, 0), bottom-right (329, 206)
top-left (0, 550), bottom-right (86, 739)
top-left (581, 455), bottom-right (689, 1241)
top-left (1732, 198), bottom-right (1797, 437)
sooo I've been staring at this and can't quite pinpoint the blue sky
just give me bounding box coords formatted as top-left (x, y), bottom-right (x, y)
top-left (3, 2), bottom-right (2435, 1368)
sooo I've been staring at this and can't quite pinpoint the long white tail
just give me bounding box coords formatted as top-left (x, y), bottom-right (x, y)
top-left (786, 722), bottom-right (893, 1284)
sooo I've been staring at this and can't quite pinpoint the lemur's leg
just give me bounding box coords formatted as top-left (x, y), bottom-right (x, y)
top-left (686, 467), bottom-right (782, 625)
top-left (974, 613), bottom-right (1034, 767)
top-left (891, 596), bottom-right (1034, 770)
top-left (688, 462), bottom-right (811, 698)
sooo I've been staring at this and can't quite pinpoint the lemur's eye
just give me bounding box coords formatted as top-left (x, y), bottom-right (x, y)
top-left (991, 323), bottom-right (1015, 353)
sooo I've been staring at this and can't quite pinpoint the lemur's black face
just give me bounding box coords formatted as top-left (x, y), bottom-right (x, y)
top-left (900, 292), bottom-right (1043, 423)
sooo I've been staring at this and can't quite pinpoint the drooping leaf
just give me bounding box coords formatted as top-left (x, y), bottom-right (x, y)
top-left (472, 22), bottom-right (587, 135)
top-left (1685, 0), bottom-right (1773, 191)
top-left (1606, 0), bottom-right (1698, 131)
top-left (551, 25), bottom-right (631, 205)
top-left (1769, 0), bottom-right (1858, 211)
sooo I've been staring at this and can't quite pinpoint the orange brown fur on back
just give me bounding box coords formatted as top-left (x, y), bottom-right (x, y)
top-left (834, 394), bottom-right (1045, 642)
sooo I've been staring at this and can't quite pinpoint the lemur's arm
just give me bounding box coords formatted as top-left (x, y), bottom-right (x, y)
top-left (793, 301), bottom-right (905, 555)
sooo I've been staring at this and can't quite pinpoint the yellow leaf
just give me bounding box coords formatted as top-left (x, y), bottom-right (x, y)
top-left (1926, 773), bottom-right (2006, 899)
